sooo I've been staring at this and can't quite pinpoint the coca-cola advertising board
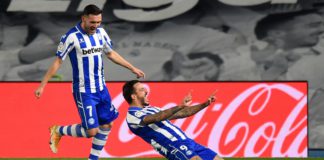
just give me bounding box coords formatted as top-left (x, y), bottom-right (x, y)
top-left (0, 82), bottom-right (307, 158)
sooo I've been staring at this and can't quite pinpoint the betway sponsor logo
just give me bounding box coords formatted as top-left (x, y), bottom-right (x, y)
top-left (82, 47), bottom-right (103, 55)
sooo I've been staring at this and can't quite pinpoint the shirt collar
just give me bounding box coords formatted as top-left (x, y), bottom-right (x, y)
top-left (76, 22), bottom-right (87, 35)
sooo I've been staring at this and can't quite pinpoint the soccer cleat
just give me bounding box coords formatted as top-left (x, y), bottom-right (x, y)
top-left (49, 125), bottom-right (62, 153)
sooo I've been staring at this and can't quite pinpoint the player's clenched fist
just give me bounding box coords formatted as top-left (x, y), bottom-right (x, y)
top-left (34, 87), bottom-right (44, 99)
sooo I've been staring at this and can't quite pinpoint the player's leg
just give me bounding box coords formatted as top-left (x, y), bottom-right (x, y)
top-left (49, 91), bottom-right (99, 153)
top-left (49, 123), bottom-right (91, 153)
top-left (54, 124), bottom-right (89, 137)
top-left (88, 122), bottom-right (113, 160)
top-left (88, 87), bottom-right (119, 160)
top-left (167, 142), bottom-right (199, 160)
top-left (189, 156), bottom-right (202, 160)
top-left (178, 153), bottom-right (224, 160)
top-left (54, 91), bottom-right (97, 137)
top-left (71, 91), bottom-right (101, 138)
top-left (166, 139), bottom-right (224, 160)
top-left (214, 155), bottom-right (224, 160)
top-left (189, 139), bottom-right (223, 160)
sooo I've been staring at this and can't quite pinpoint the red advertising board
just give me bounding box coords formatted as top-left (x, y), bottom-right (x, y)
top-left (0, 82), bottom-right (307, 158)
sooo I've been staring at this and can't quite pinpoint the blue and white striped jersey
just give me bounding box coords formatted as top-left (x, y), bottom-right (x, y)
top-left (56, 22), bottom-right (113, 93)
top-left (127, 106), bottom-right (189, 151)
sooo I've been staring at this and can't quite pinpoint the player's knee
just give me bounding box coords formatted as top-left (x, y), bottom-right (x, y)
top-left (214, 155), bottom-right (224, 160)
top-left (86, 128), bottom-right (99, 137)
top-left (100, 122), bottom-right (113, 130)
top-left (190, 156), bottom-right (202, 160)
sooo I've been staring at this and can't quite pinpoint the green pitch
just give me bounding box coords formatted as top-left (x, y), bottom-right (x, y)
top-left (3, 158), bottom-right (324, 160)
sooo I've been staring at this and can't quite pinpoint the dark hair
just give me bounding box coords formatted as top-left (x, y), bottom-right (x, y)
top-left (122, 80), bottom-right (140, 104)
top-left (254, 9), bottom-right (318, 40)
top-left (83, 4), bottom-right (102, 16)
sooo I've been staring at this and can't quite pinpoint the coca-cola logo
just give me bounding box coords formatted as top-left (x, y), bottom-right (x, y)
top-left (100, 82), bottom-right (307, 158)
top-left (209, 83), bottom-right (307, 157)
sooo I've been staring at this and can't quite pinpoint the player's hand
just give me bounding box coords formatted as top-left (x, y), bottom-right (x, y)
top-left (206, 90), bottom-right (217, 105)
top-left (35, 86), bottom-right (44, 99)
top-left (181, 90), bottom-right (193, 108)
top-left (132, 68), bottom-right (145, 79)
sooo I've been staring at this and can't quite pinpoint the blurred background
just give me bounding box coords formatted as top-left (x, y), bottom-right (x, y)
top-left (0, 0), bottom-right (323, 158)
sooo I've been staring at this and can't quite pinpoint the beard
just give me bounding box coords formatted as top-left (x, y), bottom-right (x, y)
top-left (143, 102), bottom-right (150, 106)
top-left (141, 99), bottom-right (149, 106)
top-left (85, 26), bottom-right (96, 34)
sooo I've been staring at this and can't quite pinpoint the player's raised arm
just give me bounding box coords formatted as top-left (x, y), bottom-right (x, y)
top-left (168, 90), bottom-right (217, 120)
top-left (35, 57), bottom-right (63, 99)
top-left (141, 91), bottom-right (193, 125)
top-left (140, 105), bottom-right (184, 125)
top-left (106, 50), bottom-right (145, 79)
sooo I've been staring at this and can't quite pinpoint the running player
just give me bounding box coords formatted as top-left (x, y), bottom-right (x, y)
top-left (122, 80), bottom-right (223, 160)
top-left (34, 4), bottom-right (145, 160)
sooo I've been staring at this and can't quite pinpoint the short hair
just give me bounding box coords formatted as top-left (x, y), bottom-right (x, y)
top-left (255, 9), bottom-right (318, 40)
top-left (122, 80), bottom-right (140, 104)
top-left (83, 4), bottom-right (102, 16)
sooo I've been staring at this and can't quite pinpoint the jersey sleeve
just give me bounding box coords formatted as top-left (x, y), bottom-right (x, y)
top-left (100, 28), bottom-right (113, 54)
top-left (56, 34), bottom-right (74, 61)
top-left (127, 109), bottom-right (148, 126)
top-left (127, 106), bottom-right (161, 126)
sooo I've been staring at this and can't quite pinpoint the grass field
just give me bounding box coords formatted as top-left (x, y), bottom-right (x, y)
top-left (3, 158), bottom-right (324, 160)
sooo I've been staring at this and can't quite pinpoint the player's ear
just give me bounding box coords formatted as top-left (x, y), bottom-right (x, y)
top-left (81, 15), bottom-right (87, 22)
top-left (131, 94), bottom-right (136, 100)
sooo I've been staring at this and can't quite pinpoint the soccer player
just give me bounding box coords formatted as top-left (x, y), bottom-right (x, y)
top-left (34, 4), bottom-right (145, 160)
top-left (122, 80), bottom-right (223, 160)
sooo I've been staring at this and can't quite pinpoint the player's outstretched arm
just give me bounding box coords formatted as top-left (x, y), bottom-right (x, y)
top-left (35, 57), bottom-right (63, 99)
top-left (168, 90), bottom-right (217, 120)
top-left (140, 106), bottom-right (185, 125)
top-left (139, 91), bottom-right (193, 125)
top-left (106, 50), bottom-right (145, 79)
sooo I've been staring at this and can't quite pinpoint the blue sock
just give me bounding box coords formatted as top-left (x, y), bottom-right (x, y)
top-left (57, 124), bottom-right (89, 138)
top-left (88, 127), bottom-right (111, 160)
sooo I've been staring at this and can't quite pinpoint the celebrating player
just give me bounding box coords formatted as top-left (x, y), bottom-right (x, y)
top-left (34, 4), bottom-right (145, 160)
top-left (122, 80), bottom-right (223, 160)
